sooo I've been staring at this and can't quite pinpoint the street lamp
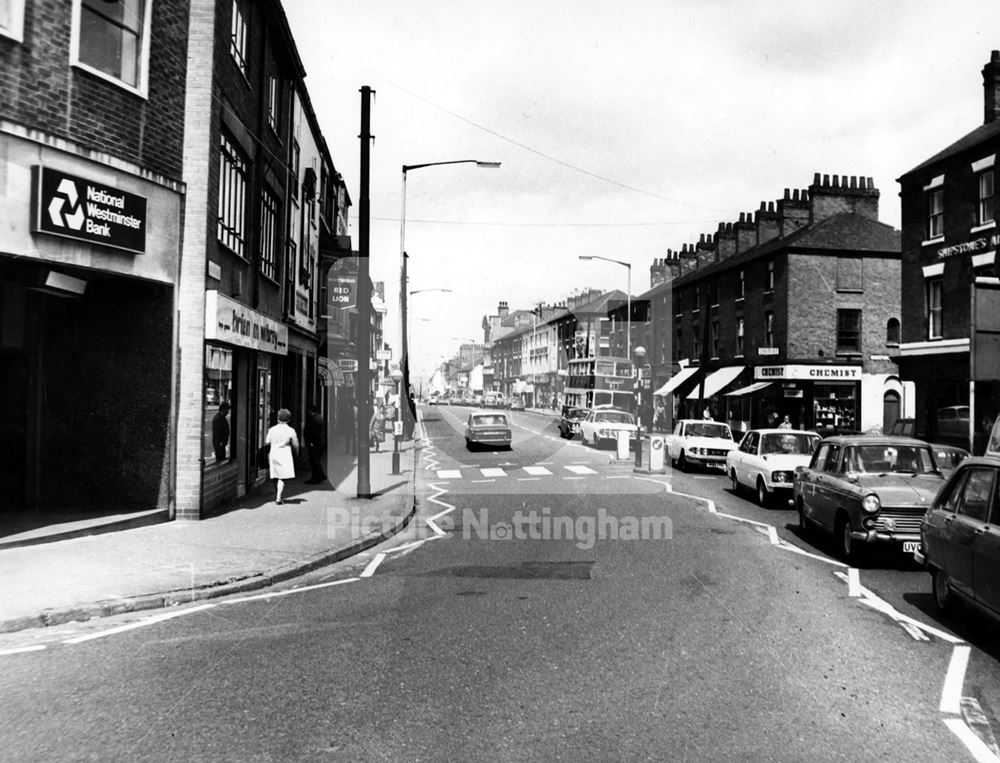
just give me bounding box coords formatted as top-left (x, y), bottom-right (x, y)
top-left (399, 160), bottom-right (500, 451)
top-left (578, 255), bottom-right (632, 358)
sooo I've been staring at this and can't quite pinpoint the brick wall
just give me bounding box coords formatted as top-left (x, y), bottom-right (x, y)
top-left (0, 0), bottom-right (189, 180)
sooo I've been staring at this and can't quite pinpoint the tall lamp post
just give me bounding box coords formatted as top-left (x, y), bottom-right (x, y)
top-left (578, 255), bottom-right (632, 358)
top-left (399, 159), bottom-right (500, 462)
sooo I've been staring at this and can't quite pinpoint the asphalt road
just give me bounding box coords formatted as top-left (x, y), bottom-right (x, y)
top-left (0, 405), bottom-right (995, 761)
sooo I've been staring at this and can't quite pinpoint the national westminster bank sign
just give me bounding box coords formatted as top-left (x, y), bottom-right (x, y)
top-left (32, 166), bottom-right (147, 254)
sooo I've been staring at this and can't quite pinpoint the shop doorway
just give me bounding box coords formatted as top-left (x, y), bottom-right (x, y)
top-left (883, 390), bottom-right (901, 434)
top-left (0, 352), bottom-right (27, 511)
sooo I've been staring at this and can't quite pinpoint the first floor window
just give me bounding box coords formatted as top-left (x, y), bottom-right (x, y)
top-left (75, 0), bottom-right (149, 91)
top-left (764, 311), bottom-right (774, 347)
top-left (218, 132), bottom-right (248, 257)
top-left (927, 188), bottom-right (944, 239)
top-left (230, 0), bottom-right (248, 75)
top-left (836, 309), bottom-right (862, 353)
top-left (927, 278), bottom-right (943, 339)
top-left (979, 170), bottom-right (995, 226)
top-left (204, 345), bottom-right (234, 466)
top-left (711, 320), bottom-right (719, 357)
top-left (736, 317), bottom-right (745, 356)
top-left (1, 0), bottom-right (26, 41)
top-left (886, 317), bottom-right (901, 345)
top-left (259, 189), bottom-right (278, 281)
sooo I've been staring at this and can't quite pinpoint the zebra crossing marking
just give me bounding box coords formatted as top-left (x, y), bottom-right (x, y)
top-left (565, 464), bottom-right (598, 475)
top-left (523, 466), bottom-right (553, 476)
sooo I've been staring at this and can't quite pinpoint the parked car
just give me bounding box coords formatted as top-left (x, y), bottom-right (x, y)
top-left (464, 411), bottom-right (512, 450)
top-left (664, 419), bottom-right (737, 472)
top-left (930, 443), bottom-right (970, 478)
top-left (483, 393), bottom-right (500, 408)
top-left (557, 406), bottom-right (589, 439)
top-left (579, 408), bottom-right (638, 448)
top-left (507, 397), bottom-right (526, 411)
top-left (793, 435), bottom-right (946, 563)
top-left (727, 429), bottom-right (820, 506)
top-left (917, 416), bottom-right (1000, 622)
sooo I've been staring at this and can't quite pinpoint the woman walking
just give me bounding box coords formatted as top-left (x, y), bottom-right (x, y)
top-left (369, 404), bottom-right (385, 453)
top-left (266, 408), bottom-right (299, 504)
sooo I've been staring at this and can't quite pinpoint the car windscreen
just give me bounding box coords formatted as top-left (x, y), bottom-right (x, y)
top-left (594, 412), bottom-right (634, 424)
top-left (472, 415), bottom-right (508, 426)
top-left (685, 423), bottom-right (731, 438)
top-left (842, 444), bottom-right (937, 474)
top-left (761, 433), bottom-right (819, 455)
top-left (568, 409), bottom-right (588, 420)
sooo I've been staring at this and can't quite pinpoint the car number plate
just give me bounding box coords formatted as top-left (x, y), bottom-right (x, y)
top-left (903, 541), bottom-right (920, 554)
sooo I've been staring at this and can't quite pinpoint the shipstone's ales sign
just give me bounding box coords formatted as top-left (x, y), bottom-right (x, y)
top-left (33, 166), bottom-right (147, 253)
top-left (937, 234), bottom-right (1000, 261)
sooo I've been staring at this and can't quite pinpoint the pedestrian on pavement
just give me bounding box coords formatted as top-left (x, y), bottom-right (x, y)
top-left (370, 405), bottom-right (385, 452)
top-left (266, 408), bottom-right (299, 504)
top-left (304, 403), bottom-right (327, 484)
top-left (212, 401), bottom-right (230, 462)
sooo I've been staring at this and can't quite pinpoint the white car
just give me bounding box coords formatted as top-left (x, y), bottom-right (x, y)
top-left (726, 429), bottom-right (820, 506)
top-left (664, 419), bottom-right (737, 471)
top-left (579, 408), bottom-right (638, 448)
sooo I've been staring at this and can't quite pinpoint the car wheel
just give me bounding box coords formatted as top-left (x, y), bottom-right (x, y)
top-left (933, 568), bottom-right (953, 612)
top-left (836, 515), bottom-right (858, 564)
top-left (730, 469), bottom-right (741, 495)
top-left (678, 451), bottom-right (688, 472)
top-left (756, 478), bottom-right (769, 507)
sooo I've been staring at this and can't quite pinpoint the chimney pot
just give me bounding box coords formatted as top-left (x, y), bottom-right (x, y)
top-left (813, 173), bottom-right (821, 185)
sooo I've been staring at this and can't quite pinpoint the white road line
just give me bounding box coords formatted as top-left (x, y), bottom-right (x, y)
top-left (943, 717), bottom-right (1000, 763)
top-left (563, 476), bottom-right (585, 480)
top-left (223, 577), bottom-right (359, 603)
top-left (63, 604), bottom-right (216, 644)
top-left (436, 469), bottom-right (462, 479)
top-left (480, 467), bottom-right (506, 477)
top-left (776, 541), bottom-right (847, 567)
top-left (471, 479), bottom-right (495, 483)
top-left (0, 645), bottom-right (47, 656)
top-left (565, 465), bottom-right (597, 475)
top-left (536, 462), bottom-right (554, 465)
top-left (360, 553), bottom-right (386, 578)
top-left (524, 466), bottom-right (552, 476)
top-left (607, 475), bottom-right (630, 479)
top-left (517, 477), bottom-right (541, 481)
top-left (941, 645), bottom-right (972, 714)
top-left (847, 568), bottom-right (861, 598)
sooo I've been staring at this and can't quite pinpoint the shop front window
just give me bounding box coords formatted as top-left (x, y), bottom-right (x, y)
top-left (204, 345), bottom-right (234, 466)
top-left (814, 383), bottom-right (857, 434)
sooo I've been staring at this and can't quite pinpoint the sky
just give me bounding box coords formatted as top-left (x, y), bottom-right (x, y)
top-left (282, 0), bottom-right (1000, 383)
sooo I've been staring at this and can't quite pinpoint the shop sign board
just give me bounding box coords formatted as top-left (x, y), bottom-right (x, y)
top-left (33, 166), bottom-right (147, 253)
top-left (338, 358), bottom-right (359, 372)
top-left (754, 364), bottom-right (861, 381)
top-left (327, 273), bottom-right (357, 310)
top-left (205, 290), bottom-right (288, 355)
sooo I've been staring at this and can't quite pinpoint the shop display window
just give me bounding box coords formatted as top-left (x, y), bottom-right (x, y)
top-left (204, 345), bottom-right (234, 466)
top-left (814, 384), bottom-right (857, 434)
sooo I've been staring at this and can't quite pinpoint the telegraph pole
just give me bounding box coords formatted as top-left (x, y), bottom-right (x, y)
top-left (356, 86), bottom-right (374, 497)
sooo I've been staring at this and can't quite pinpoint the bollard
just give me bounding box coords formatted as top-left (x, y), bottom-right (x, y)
top-left (634, 426), bottom-right (643, 467)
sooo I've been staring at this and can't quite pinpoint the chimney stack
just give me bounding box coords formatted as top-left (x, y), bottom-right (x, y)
top-left (755, 201), bottom-right (780, 246)
top-left (778, 188), bottom-right (810, 235)
top-left (808, 173), bottom-right (879, 222)
top-left (735, 212), bottom-right (756, 253)
top-left (498, 300), bottom-right (509, 318)
top-left (715, 222), bottom-right (736, 261)
top-left (984, 50), bottom-right (1000, 124)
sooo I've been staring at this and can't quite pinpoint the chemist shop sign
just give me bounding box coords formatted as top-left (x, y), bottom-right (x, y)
top-left (32, 166), bottom-right (147, 254)
top-left (755, 364), bottom-right (861, 381)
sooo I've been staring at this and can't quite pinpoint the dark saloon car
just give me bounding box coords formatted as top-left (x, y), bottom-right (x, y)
top-left (464, 411), bottom-right (512, 450)
top-left (557, 406), bottom-right (588, 439)
top-left (929, 443), bottom-right (969, 479)
top-left (916, 417), bottom-right (1000, 623)
top-left (793, 436), bottom-right (946, 563)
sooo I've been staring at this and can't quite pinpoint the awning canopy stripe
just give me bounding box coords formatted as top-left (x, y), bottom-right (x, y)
top-left (686, 366), bottom-right (746, 400)
top-left (653, 366), bottom-right (699, 397)
top-left (725, 381), bottom-right (773, 397)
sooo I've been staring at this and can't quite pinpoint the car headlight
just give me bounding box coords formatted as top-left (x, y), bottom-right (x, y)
top-left (771, 471), bottom-right (792, 483)
top-left (598, 428), bottom-right (608, 438)
top-left (861, 493), bottom-right (880, 513)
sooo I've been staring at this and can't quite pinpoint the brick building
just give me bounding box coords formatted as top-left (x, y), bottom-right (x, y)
top-left (179, 0), bottom-right (350, 517)
top-left (895, 51), bottom-right (1000, 454)
top-left (642, 174), bottom-right (902, 437)
top-left (0, 0), bottom-right (189, 518)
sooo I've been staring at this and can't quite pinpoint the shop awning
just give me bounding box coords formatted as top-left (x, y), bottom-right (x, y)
top-left (653, 366), bottom-right (699, 397)
top-left (686, 366), bottom-right (746, 400)
top-left (725, 381), bottom-right (773, 397)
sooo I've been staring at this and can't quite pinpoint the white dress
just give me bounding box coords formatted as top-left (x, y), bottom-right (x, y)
top-left (266, 422), bottom-right (299, 479)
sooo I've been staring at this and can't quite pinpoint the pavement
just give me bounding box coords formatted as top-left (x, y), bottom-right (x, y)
top-left (0, 438), bottom-right (419, 634)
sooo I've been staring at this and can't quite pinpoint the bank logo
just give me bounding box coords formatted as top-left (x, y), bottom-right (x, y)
top-left (47, 179), bottom-right (85, 230)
